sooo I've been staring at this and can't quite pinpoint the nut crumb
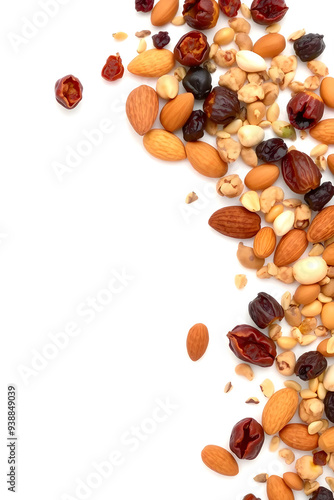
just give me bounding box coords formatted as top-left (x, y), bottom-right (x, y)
top-left (224, 381), bottom-right (233, 393)
top-left (113, 32), bottom-right (128, 41)
top-left (245, 397), bottom-right (259, 404)
top-left (253, 473), bottom-right (268, 483)
top-left (235, 274), bottom-right (247, 289)
top-left (135, 30), bottom-right (151, 38)
top-left (185, 192), bottom-right (198, 204)
top-left (288, 29), bottom-right (306, 41)
top-left (269, 436), bottom-right (280, 452)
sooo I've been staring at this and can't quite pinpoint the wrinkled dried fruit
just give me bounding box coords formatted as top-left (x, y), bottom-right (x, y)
top-left (310, 487), bottom-right (333, 500)
top-left (304, 182), bottom-right (334, 212)
top-left (256, 138), bottom-right (287, 163)
top-left (313, 450), bottom-right (328, 466)
top-left (229, 418), bottom-right (264, 459)
top-left (227, 324), bottom-right (277, 367)
top-left (135, 0), bottom-right (154, 12)
top-left (183, 110), bottom-right (207, 142)
top-left (55, 75), bottom-right (83, 109)
top-left (250, 0), bottom-right (288, 25)
top-left (101, 53), bottom-right (124, 82)
top-left (249, 292), bottom-right (284, 329)
top-left (183, 0), bottom-right (219, 29)
top-left (243, 495), bottom-right (260, 500)
top-left (294, 33), bottom-right (326, 62)
top-left (282, 150), bottom-right (322, 194)
top-left (324, 392), bottom-right (334, 423)
top-left (219, 0), bottom-right (241, 17)
top-left (203, 86), bottom-right (241, 125)
top-left (152, 31), bottom-right (171, 49)
top-left (174, 31), bottom-right (210, 66)
top-left (183, 66), bottom-right (212, 100)
top-left (295, 351), bottom-right (327, 381)
top-left (287, 91), bottom-right (324, 130)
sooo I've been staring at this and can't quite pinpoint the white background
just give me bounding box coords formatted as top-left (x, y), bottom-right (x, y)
top-left (1, 1), bottom-right (334, 499)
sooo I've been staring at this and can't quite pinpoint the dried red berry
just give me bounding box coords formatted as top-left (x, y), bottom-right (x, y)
top-left (282, 150), bottom-right (322, 194)
top-left (295, 351), bottom-right (327, 381)
top-left (243, 496), bottom-right (260, 500)
top-left (183, 0), bottom-right (219, 30)
top-left (230, 418), bottom-right (264, 460)
top-left (287, 91), bottom-right (324, 130)
top-left (135, 0), bottom-right (154, 12)
top-left (227, 324), bottom-right (277, 367)
top-left (203, 86), bottom-right (241, 125)
top-left (250, 0), bottom-right (288, 25)
top-left (219, 0), bottom-right (241, 17)
top-left (101, 53), bottom-right (124, 82)
top-left (55, 75), bottom-right (83, 110)
top-left (174, 31), bottom-right (210, 66)
top-left (152, 31), bottom-right (170, 49)
top-left (313, 450), bottom-right (328, 466)
top-left (249, 292), bottom-right (284, 329)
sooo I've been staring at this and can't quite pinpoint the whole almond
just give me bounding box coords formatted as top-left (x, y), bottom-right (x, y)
top-left (186, 142), bottom-right (227, 178)
top-left (160, 93), bottom-right (194, 132)
top-left (186, 323), bottom-right (209, 361)
top-left (283, 472), bottom-right (304, 491)
top-left (253, 33), bottom-right (286, 58)
top-left (126, 85), bottom-right (159, 136)
top-left (274, 229), bottom-right (308, 267)
top-left (279, 423), bottom-right (319, 450)
top-left (128, 49), bottom-right (175, 78)
top-left (262, 388), bottom-right (299, 435)
top-left (209, 207), bottom-right (261, 239)
top-left (323, 243), bottom-right (334, 265)
top-left (143, 129), bottom-right (186, 161)
top-left (151, 0), bottom-right (179, 26)
top-left (244, 164), bottom-right (280, 191)
top-left (319, 427), bottom-right (334, 452)
top-left (307, 206), bottom-right (334, 242)
top-left (267, 475), bottom-right (294, 500)
top-left (201, 445), bottom-right (239, 476)
top-left (253, 227), bottom-right (276, 259)
top-left (294, 284), bottom-right (321, 305)
top-left (320, 77), bottom-right (334, 108)
top-left (310, 119), bottom-right (334, 144)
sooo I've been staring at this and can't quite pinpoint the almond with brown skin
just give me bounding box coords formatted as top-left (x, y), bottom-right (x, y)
top-left (151, 0), bottom-right (179, 26)
top-left (244, 164), bottom-right (280, 191)
top-left (262, 388), bottom-right (299, 435)
top-left (201, 445), bottom-right (239, 476)
top-left (253, 33), bottom-right (286, 58)
top-left (126, 85), bottom-right (159, 136)
top-left (186, 141), bottom-right (227, 178)
top-left (307, 206), bottom-right (334, 242)
top-left (267, 475), bottom-right (294, 500)
top-left (209, 207), bottom-right (261, 239)
top-left (310, 119), bottom-right (334, 144)
top-left (143, 129), bottom-right (186, 161)
top-left (279, 424), bottom-right (319, 450)
top-left (319, 427), bottom-right (334, 452)
top-left (274, 229), bottom-right (308, 267)
top-left (128, 49), bottom-right (175, 78)
top-left (160, 93), bottom-right (195, 132)
top-left (323, 243), bottom-right (334, 265)
top-left (253, 227), bottom-right (276, 259)
top-left (186, 323), bottom-right (209, 361)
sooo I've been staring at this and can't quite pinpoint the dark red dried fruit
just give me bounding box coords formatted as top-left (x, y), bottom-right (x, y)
top-left (304, 182), bottom-right (334, 212)
top-left (249, 292), bottom-right (284, 329)
top-left (183, 110), bottom-right (207, 142)
top-left (294, 33), bottom-right (326, 62)
top-left (183, 0), bottom-right (219, 30)
top-left (203, 86), bottom-right (241, 125)
top-left (282, 150), bottom-right (322, 194)
top-left (101, 53), bottom-right (124, 82)
top-left (135, 0), bottom-right (154, 12)
top-left (256, 138), bottom-right (287, 163)
top-left (219, 0), bottom-right (241, 17)
top-left (55, 75), bottom-right (83, 110)
top-left (227, 324), bottom-right (277, 367)
top-left (230, 418), bottom-right (264, 460)
top-left (250, 0), bottom-right (288, 25)
top-left (313, 450), bottom-right (328, 466)
top-left (324, 391), bottom-right (334, 423)
top-left (174, 31), bottom-right (210, 67)
top-left (287, 91), bottom-right (324, 130)
top-left (243, 496), bottom-right (260, 500)
top-left (152, 31), bottom-right (170, 49)
top-left (295, 351), bottom-right (327, 381)
top-left (310, 487), bottom-right (334, 500)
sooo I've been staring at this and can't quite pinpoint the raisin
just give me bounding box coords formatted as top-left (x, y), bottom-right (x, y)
top-left (295, 351), bottom-right (327, 381)
top-left (287, 91), bottom-right (324, 130)
top-left (55, 75), bottom-right (83, 110)
top-left (219, 0), bottom-right (241, 17)
top-left (203, 86), bottom-right (241, 125)
top-left (304, 182), bottom-right (334, 211)
top-left (183, 67), bottom-right (212, 100)
top-left (313, 450), bottom-right (328, 466)
top-left (101, 53), bottom-right (124, 82)
top-left (248, 292), bottom-right (284, 329)
top-left (152, 31), bottom-right (170, 49)
top-left (256, 138), bottom-right (288, 163)
top-left (229, 418), bottom-right (264, 460)
top-left (294, 33), bottom-right (326, 62)
top-left (324, 391), bottom-right (334, 423)
top-left (310, 487), bottom-right (334, 500)
top-left (227, 324), bottom-right (277, 367)
top-left (183, 110), bottom-right (207, 142)
top-left (135, 0), bottom-right (154, 12)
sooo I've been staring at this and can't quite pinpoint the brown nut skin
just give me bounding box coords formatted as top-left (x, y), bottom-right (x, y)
top-left (287, 91), bottom-right (324, 130)
top-left (183, 0), bottom-right (219, 30)
top-left (250, 0), bottom-right (288, 25)
top-left (248, 292), bottom-right (284, 329)
top-left (227, 324), bottom-right (277, 367)
top-left (174, 31), bottom-right (210, 66)
top-left (203, 86), bottom-right (241, 125)
top-left (229, 418), bottom-right (264, 460)
top-left (282, 150), bottom-right (322, 195)
top-left (243, 496), bottom-right (260, 500)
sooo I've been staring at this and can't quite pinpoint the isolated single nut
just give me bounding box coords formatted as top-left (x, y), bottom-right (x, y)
top-left (288, 29), bottom-right (306, 42)
top-left (269, 436), bottom-right (280, 452)
top-left (216, 174), bottom-right (244, 198)
top-left (293, 257), bottom-right (328, 285)
top-left (237, 243), bottom-right (265, 270)
top-left (156, 75), bottom-right (179, 99)
top-left (272, 120), bottom-right (296, 140)
top-left (295, 455), bottom-right (323, 481)
top-left (283, 472), bottom-right (304, 491)
top-left (260, 378), bottom-right (275, 398)
top-left (308, 60), bottom-right (329, 77)
top-left (276, 351), bottom-right (296, 376)
top-left (279, 448), bottom-right (295, 465)
top-left (235, 363), bottom-right (254, 380)
top-left (235, 274), bottom-right (247, 289)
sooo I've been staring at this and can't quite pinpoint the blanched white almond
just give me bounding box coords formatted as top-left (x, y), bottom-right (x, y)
top-left (236, 50), bottom-right (267, 72)
top-left (273, 210), bottom-right (294, 236)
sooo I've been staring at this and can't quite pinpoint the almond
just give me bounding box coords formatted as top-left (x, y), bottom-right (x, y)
top-left (317, 338), bottom-right (334, 357)
top-left (274, 229), bottom-right (308, 267)
top-left (151, 0), bottom-right (179, 26)
top-left (294, 284), bottom-right (321, 305)
top-left (126, 85), bottom-right (159, 136)
top-left (319, 427), bottom-right (334, 452)
top-left (310, 119), bottom-right (334, 144)
top-left (186, 323), bottom-right (209, 361)
top-left (323, 243), bottom-right (334, 265)
top-left (267, 475), bottom-right (294, 500)
top-left (209, 206), bottom-right (261, 239)
top-left (185, 141), bottom-right (227, 178)
top-left (253, 227), bottom-right (276, 259)
top-left (201, 445), bottom-right (239, 476)
top-left (244, 164), bottom-right (280, 191)
top-left (143, 129), bottom-right (186, 161)
top-left (253, 33), bottom-right (286, 59)
top-left (320, 77), bottom-right (334, 108)
top-left (283, 472), bottom-right (304, 491)
top-left (127, 49), bottom-right (175, 78)
top-left (160, 93), bottom-right (194, 132)
top-left (262, 388), bottom-right (299, 435)
top-left (279, 423), bottom-right (319, 450)
top-left (307, 206), bottom-right (334, 242)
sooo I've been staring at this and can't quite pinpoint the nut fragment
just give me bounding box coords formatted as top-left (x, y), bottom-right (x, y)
top-left (260, 379), bottom-right (274, 398)
top-left (238, 83), bottom-right (265, 104)
top-left (253, 473), bottom-right (268, 483)
top-left (235, 274), bottom-right (248, 289)
top-left (113, 31), bottom-right (128, 41)
top-left (276, 266), bottom-right (295, 284)
top-left (294, 204), bottom-right (311, 230)
top-left (281, 291), bottom-right (291, 310)
top-left (224, 119), bottom-right (243, 134)
top-left (156, 75), bottom-right (179, 99)
top-left (174, 66), bottom-right (187, 81)
top-left (272, 55), bottom-right (297, 74)
top-left (277, 336), bottom-right (298, 350)
top-left (284, 380), bottom-right (302, 391)
top-left (288, 29), bottom-right (306, 41)
top-left (326, 477), bottom-right (334, 492)
top-left (269, 323), bottom-right (282, 341)
top-left (279, 448), bottom-right (295, 465)
top-left (245, 397), bottom-right (260, 404)
top-left (235, 363), bottom-right (254, 380)
top-left (238, 125), bottom-right (264, 147)
top-left (295, 455), bottom-right (323, 481)
top-left (305, 75), bottom-right (321, 91)
top-left (224, 381), bottom-right (233, 393)
top-left (267, 102), bottom-right (280, 123)
top-left (260, 186), bottom-right (284, 214)
top-left (276, 351), bottom-right (296, 376)
top-left (240, 191), bottom-right (260, 212)
top-left (172, 15), bottom-right (185, 26)
top-left (265, 23), bottom-right (281, 34)
top-left (265, 204), bottom-right (284, 223)
top-left (219, 67), bottom-right (247, 92)
top-left (304, 481), bottom-right (320, 496)
top-left (289, 81), bottom-right (305, 93)
top-left (269, 436), bottom-right (280, 452)
top-left (235, 33), bottom-right (253, 51)
top-left (185, 192), bottom-right (198, 204)
top-left (309, 243), bottom-right (324, 257)
top-left (300, 389), bottom-right (318, 399)
top-left (299, 398), bottom-right (324, 424)
top-left (308, 60), bottom-right (329, 77)
top-left (240, 3), bottom-right (251, 18)
top-left (135, 30), bottom-right (151, 38)
top-left (247, 102), bottom-right (266, 125)
top-left (137, 38), bottom-right (147, 54)
top-left (228, 17), bottom-right (251, 33)
top-left (217, 137), bottom-right (241, 163)
top-left (262, 82), bottom-right (279, 105)
top-left (272, 120), bottom-right (296, 140)
top-left (217, 174), bottom-right (244, 197)
top-left (241, 147), bottom-right (258, 167)
top-left (214, 49), bottom-right (237, 68)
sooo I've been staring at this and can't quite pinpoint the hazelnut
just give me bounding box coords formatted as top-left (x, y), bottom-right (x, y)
top-left (299, 398), bottom-right (324, 424)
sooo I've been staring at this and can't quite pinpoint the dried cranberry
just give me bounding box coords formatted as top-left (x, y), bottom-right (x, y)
top-left (183, 110), bottom-right (207, 142)
top-left (183, 0), bottom-right (219, 30)
top-left (203, 86), bottom-right (241, 126)
top-left (282, 150), bottom-right (322, 194)
top-left (219, 0), bottom-right (241, 17)
top-left (324, 391), bottom-right (334, 423)
top-left (295, 351), bottom-right (327, 381)
top-left (304, 182), bottom-right (334, 212)
top-left (227, 324), bottom-right (276, 367)
top-left (174, 31), bottom-right (210, 66)
top-left (313, 450), bottom-right (328, 466)
top-left (230, 418), bottom-right (264, 460)
top-left (152, 31), bottom-right (170, 49)
top-left (55, 75), bottom-right (83, 110)
top-left (183, 67), bottom-right (212, 100)
top-left (287, 91), bottom-right (324, 130)
top-left (101, 53), bottom-right (124, 82)
top-left (135, 0), bottom-right (154, 12)
top-left (243, 496), bottom-right (260, 500)
top-left (250, 0), bottom-right (288, 25)
top-left (256, 138), bottom-right (288, 163)
top-left (249, 292), bottom-right (284, 329)
top-left (310, 487), bottom-right (334, 500)
top-left (294, 33), bottom-right (326, 62)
